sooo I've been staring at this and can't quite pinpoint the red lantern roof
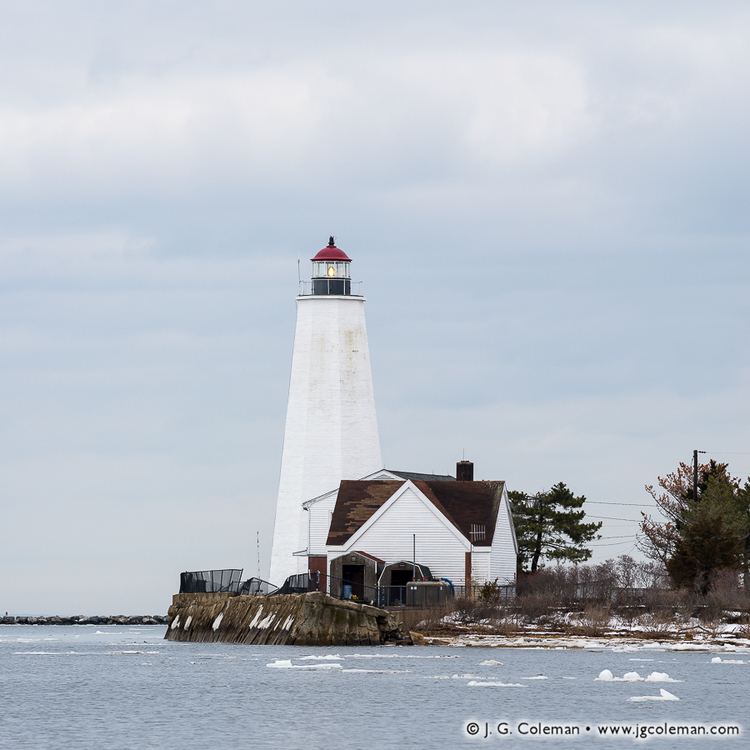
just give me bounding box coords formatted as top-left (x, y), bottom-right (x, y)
top-left (311, 236), bottom-right (351, 262)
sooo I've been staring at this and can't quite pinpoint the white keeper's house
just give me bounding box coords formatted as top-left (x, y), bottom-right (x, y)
top-left (300, 461), bottom-right (518, 601)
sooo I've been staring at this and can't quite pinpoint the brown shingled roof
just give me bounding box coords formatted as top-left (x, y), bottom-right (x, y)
top-left (326, 479), bottom-right (505, 546)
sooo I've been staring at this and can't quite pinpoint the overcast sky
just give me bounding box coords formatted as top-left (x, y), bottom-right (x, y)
top-left (1, 2), bottom-right (748, 614)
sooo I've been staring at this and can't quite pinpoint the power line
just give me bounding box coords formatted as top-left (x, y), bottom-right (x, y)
top-left (589, 514), bottom-right (640, 522)
top-left (586, 500), bottom-right (655, 507)
top-left (589, 539), bottom-right (634, 547)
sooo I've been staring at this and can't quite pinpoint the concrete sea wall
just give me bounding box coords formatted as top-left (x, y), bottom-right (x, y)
top-left (165, 591), bottom-right (408, 646)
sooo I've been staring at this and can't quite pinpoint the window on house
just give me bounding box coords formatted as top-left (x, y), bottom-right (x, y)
top-left (469, 524), bottom-right (486, 543)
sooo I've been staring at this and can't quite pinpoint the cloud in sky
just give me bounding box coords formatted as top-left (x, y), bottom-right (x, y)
top-left (1, 1), bottom-right (749, 612)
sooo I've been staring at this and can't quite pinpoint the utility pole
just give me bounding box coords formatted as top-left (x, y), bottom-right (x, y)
top-left (693, 449), bottom-right (706, 502)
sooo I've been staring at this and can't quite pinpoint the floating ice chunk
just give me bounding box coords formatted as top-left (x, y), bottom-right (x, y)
top-left (467, 680), bottom-right (525, 687)
top-left (479, 659), bottom-right (504, 666)
top-left (711, 656), bottom-right (745, 664)
top-left (183, 616), bottom-right (192, 631)
top-left (170, 615), bottom-right (180, 630)
top-left (524, 675), bottom-right (549, 680)
top-left (267, 659), bottom-right (293, 668)
top-left (596, 670), bottom-right (681, 683)
top-left (342, 668), bottom-right (411, 674)
top-left (212, 613), bottom-right (223, 632)
top-left (629, 658), bottom-right (655, 662)
top-left (622, 672), bottom-right (642, 682)
top-left (644, 672), bottom-right (681, 683)
top-left (266, 659), bottom-right (343, 670)
top-left (299, 654), bottom-right (342, 660)
top-left (451, 674), bottom-right (484, 680)
top-left (629, 689), bottom-right (679, 702)
top-left (349, 653), bottom-right (457, 659)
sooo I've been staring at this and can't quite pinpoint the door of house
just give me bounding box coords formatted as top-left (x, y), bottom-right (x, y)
top-left (342, 564), bottom-right (365, 600)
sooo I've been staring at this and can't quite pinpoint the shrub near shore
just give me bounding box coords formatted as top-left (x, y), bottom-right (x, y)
top-left (415, 559), bottom-right (750, 641)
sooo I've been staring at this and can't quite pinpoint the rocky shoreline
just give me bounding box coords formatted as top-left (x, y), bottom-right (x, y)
top-left (1, 615), bottom-right (167, 626)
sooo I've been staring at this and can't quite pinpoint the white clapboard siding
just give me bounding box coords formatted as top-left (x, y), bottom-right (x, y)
top-left (328, 486), bottom-right (470, 585)
top-left (307, 492), bottom-right (338, 555)
top-left (489, 489), bottom-right (517, 585)
top-left (471, 549), bottom-right (491, 584)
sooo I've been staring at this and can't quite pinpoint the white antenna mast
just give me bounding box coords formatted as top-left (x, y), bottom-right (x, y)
top-left (256, 531), bottom-right (261, 579)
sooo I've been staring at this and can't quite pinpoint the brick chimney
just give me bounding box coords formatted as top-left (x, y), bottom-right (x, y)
top-left (456, 459), bottom-right (474, 481)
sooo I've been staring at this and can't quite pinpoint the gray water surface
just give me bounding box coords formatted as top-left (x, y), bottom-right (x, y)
top-left (1, 625), bottom-right (747, 749)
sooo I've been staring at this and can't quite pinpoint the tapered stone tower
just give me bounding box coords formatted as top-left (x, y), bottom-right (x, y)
top-left (269, 237), bottom-right (382, 585)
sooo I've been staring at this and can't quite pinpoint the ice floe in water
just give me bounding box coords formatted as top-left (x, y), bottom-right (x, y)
top-left (111, 650), bottom-right (160, 655)
top-left (479, 659), bottom-right (504, 666)
top-left (467, 680), bottom-right (525, 688)
top-left (711, 656), bottom-right (745, 664)
top-left (299, 654), bottom-right (342, 660)
top-left (644, 672), bottom-right (680, 682)
top-left (629, 658), bottom-right (655, 662)
top-left (629, 689), bottom-right (679, 702)
top-left (14, 651), bottom-right (81, 656)
top-left (348, 653), bottom-right (458, 659)
top-left (596, 669), bottom-right (680, 683)
top-left (450, 674), bottom-right (485, 680)
top-left (524, 675), bottom-right (549, 680)
top-left (266, 659), bottom-right (343, 670)
top-left (342, 668), bottom-right (411, 674)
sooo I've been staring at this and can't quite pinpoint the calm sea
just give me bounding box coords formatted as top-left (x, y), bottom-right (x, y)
top-left (0, 625), bottom-right (747, 749)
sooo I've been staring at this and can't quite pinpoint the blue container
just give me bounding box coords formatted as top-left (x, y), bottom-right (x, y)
top-left (342, 584), bottom-right (353, 600)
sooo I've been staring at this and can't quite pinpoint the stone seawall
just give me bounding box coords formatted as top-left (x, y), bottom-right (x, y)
top-left (165, 591), bottom-right (409, 646)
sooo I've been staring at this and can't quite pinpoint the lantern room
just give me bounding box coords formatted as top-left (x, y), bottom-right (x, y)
top-left (311, 237), bottom-right (351, 295)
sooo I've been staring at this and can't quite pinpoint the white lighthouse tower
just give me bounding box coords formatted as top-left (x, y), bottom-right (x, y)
top-left (269, 237), bottom-right (383, 585)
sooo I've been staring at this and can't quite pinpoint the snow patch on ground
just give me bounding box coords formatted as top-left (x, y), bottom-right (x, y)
top-left (169, 616), bottom-right (180, 631)
top-left (183, 616), bottom-right (192, 631)
top-left (211, 613), bottom-right (223, 632)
